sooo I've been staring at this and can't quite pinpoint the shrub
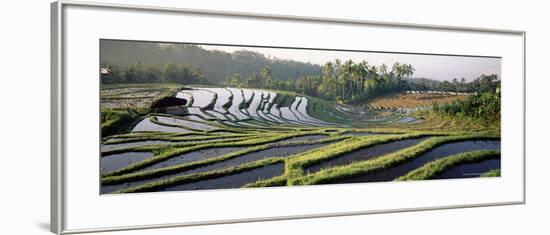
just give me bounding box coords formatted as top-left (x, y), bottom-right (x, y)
top-left (433, 91), bottom-right (500, 122)
top-left (101, 109), bottom-right (142, 137)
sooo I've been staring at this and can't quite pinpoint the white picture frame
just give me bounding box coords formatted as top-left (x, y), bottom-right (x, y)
top-left (51, 1), bottom-right (526, 234)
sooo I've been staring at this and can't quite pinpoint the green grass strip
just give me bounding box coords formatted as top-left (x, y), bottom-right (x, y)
top-left (100, 136), bottom-right (257, 157)
top-left (285, 133), bottom-right (431, 183)
top-left (114, 157), bottom-right (284, 193)
top-left (103, 132), bottom-right (324, 177)
top-left (103, 144), bottom-right (274, 185)
top-left (149, 116), bottom-right (204, 133)
top-left (244, 175), bottom-right (287, 188)
top-left (102, 136), bottom-right (264, 176)
top-left (291, 134), bottom-right (500, 185)
top-left (103, 131), bottom-right (206, 142)
top-left (103, 133), bottom-right (248, 145)
top-left (480, 169), bottom-right (501, 177)
top-left (395, 150), bottom-right (500, 181)
top-left (102, 134), bottom-right (348, 184)
top-left (152, 113), bottom-right (247, 134)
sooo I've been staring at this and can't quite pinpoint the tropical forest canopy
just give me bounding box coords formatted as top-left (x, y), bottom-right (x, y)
top-left (101, 40), bottom-right (321, 83)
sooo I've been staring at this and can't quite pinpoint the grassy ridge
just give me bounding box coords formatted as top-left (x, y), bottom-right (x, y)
top-left (102, 136), bottom-right (267, 176)
top-left (101, 110), bottom-right (143, 137)
top-left (481, 169), bottom-right (501, 177)
top-left (102, 135), bottom-right (349, 184)
top-left (101, 135), bottom-right (257, 157)
top-left (103, 144), bottom-right (275, 185)
top-left (103, 133), bottom-right (246, 145)
top-left (244, 175), bottom-right (287, 188)
top-left (114, 157), bottom-right (285, 193)
top-left (149, 116), bottom-right (204, 132)
top-left (272, 92), bottom-right (296, 108)
top-left (290, 134), bottom-right (499, 185)
top-left (103, 131), bottom-right (195, 142)
top-left (395, 150), bottom-right (500, 181)
top-left (285, 133), bottom-right (433, 183)
top-left (103, 131), bottom-right (330, 177)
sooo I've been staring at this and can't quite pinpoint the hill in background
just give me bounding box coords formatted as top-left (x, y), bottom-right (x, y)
top-left (100, 40), bottom-right (322, 84)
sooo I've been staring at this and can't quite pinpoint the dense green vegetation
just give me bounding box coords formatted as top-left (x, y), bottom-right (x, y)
top-left (223, 60), bottom-right (416, 104)
top-left (409, 74), bottom-right (499, 93)
top-left (396, 150), bottom-right (500, 181)
top-left (100, 109), bottom-right (142, 136)
top-left (101, 40), bottom-right (321, 83)
top-left (101, 63), bottom-right (207, 84)
top-left (433, 75), bottom-right (501, 122)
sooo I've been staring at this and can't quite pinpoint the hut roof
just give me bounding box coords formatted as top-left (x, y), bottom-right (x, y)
top-left (151, 97), bottom-right (187, 108)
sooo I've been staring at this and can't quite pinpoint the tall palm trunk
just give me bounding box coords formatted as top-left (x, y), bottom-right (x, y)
top-left (341, 79), bottom-right (346, 101)
top-left (349, 78), bottom-right (353, 100)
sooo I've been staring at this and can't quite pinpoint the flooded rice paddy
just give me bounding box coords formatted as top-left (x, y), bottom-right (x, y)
top-left (101, 86), bottom-right (500, 194)
top-left (332, 140), bottom-right (500, 184)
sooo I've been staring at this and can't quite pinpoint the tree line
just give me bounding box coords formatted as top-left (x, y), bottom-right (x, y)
top-left (410, 74), bottom-right (500, 94)
top-left (224, 60), bottom-right (415, 103)
top-left (100, 40), bottom-right (321, 83)
top-left (101, 62), bottom-right (208, 84)
top-left (433, 74), bottom-right (501, 122)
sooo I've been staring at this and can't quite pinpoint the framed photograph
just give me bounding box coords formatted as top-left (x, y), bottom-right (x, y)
top-left (51, 1), bottom-right (525, 234)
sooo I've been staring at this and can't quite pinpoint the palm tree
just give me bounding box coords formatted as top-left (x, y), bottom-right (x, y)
top-left (334, 59), bottom-right (342, 73)
top-left (391, 63), bottom-right (413, 79)
top-left (334, 59), bottom-right (343, 100)
top-left (368, 64), bottom-right (379, 80)
top-left (354, 60), bottom-right (369, 95)
top-left (322, 62), bottom-right (334, 79)
top-left (401, 64), bottom-right (415, 91)
top-left (404, 64), bottom-right (415, 78)
top-left (343, 60), bottom-right (354, 100)
top-left (379, 63), bottom-right (387, 73)
top-left (379, 63), bottom-right (388, 82)
top-left (391, 62), bottom-right (402, 80)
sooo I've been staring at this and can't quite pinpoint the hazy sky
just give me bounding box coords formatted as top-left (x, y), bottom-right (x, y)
top-left (201, 45), bottom-right (500, 82)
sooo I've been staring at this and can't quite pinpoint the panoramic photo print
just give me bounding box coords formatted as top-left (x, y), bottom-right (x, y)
top-left (100, 40), bottom-right (501, 194)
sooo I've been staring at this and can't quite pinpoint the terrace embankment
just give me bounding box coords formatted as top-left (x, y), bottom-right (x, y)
top-left (332, 140), bottom-right (500, 184)
top-left (305, 137), bottom-right (431, 174)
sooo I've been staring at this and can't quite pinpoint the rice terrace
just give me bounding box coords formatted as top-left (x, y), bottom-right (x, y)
top-left (100, 40), bottom-right (501, 194)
